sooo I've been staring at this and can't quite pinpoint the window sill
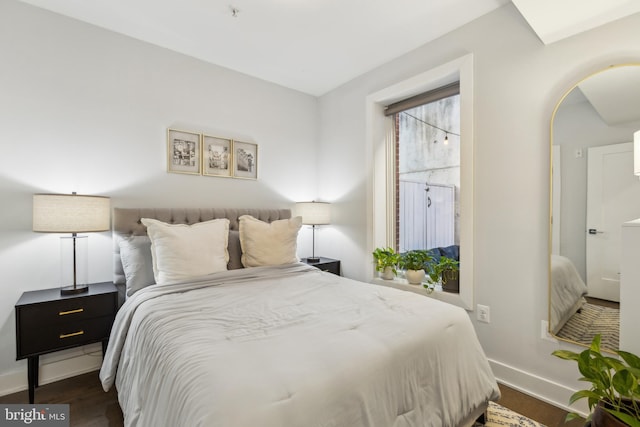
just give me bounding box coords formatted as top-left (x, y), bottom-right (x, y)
top-left (370, 276), bottom-right (470, 310)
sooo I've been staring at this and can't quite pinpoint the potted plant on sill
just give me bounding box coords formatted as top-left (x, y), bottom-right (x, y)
top-left (400, 250), bottom-right (433, 285)
top-left (439, 256), bottom-right (460, 293)
top-left (373, 247), bottom-right (401, 280)
top-left (552, 334), bottom-right (640, 427)
top-left (421, 254), bottom-right (443, 293)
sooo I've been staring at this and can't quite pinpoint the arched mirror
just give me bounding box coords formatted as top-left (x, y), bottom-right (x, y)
top-left (549, 64), bottom-right (640, 353)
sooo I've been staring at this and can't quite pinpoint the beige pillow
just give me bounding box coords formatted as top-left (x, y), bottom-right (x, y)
top-left (239, 215), bottom-right (302, 267)
top-left (141, 218), bottom-right (230, 285)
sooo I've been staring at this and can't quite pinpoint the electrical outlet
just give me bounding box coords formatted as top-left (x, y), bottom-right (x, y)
top-left (477, 304), bottom-right (490, 323)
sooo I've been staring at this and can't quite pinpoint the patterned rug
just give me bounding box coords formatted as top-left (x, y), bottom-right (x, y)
top-left (556, 302), bottom-right (619, 350)
top-left (476, 402), bottom-right (545, 427)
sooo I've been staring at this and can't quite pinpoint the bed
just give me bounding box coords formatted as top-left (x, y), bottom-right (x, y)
top-left (549, 255), bottom-right (588, 334)
top-left (100, 208), bottom-right (500, 427)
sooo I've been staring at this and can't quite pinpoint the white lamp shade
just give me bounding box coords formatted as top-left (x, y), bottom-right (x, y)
top-left (296, 202), bottom-right (331, 225)
top-left (635, 130), bottom-right (640, 176)
top-left (33, 194), bottom-right (111, 233)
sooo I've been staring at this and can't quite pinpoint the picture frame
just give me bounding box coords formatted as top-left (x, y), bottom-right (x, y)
top-left (233, 141), bottom-right (258, 180)
top-left (167, 129), bottom-right (201, 175)
top-left (202, 135), bottom-right (232, 178)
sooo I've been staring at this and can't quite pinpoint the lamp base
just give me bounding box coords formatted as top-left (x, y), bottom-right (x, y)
top-left (305, 257), bottom-right (321, 263)
top-left (60, 284), bottom-right (89, 295)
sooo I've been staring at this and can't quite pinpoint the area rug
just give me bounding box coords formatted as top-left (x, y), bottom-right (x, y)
top-left (556, 302), bottom-right (619, 350)
top-left (476, 401), bottom-right (546, 427)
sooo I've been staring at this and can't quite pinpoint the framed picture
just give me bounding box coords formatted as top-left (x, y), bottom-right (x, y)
top-left (233, 141), bottom-right (258, 180)
top-left (167, 129), bottom-right (201, 175)
top-left (202, 135), bottom-right (232, 178)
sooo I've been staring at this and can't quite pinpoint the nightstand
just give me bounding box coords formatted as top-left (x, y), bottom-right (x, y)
top-left (303, 257), bottom-right (341, 275)
top-left (15, 282), bottom-right (118, 404)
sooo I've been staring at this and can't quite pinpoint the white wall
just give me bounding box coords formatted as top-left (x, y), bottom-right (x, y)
top-left (0, 0), bottom-right (318, 393)
top-left (317, 3), bottom-right (640, 412)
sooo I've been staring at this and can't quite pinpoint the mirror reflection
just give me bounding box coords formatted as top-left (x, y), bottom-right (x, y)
top-left (549, 64), bottom-right (640, 353)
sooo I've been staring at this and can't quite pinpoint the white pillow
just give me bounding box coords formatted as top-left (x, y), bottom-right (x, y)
top-left (119, 236), bottom-right (155, 297)
top-left (239, 215), bottom-right (302, 267)
top-left (141, 218), bottom-right (230, 285)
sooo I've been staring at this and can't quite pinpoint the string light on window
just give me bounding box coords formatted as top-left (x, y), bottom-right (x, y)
top-left (401, 112), bottom-right (458, 145)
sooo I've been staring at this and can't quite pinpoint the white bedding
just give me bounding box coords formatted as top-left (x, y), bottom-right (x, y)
top-left (550, 255), bottom-right (588, 334)
top-left (100, 263), bottom-right (499, 427)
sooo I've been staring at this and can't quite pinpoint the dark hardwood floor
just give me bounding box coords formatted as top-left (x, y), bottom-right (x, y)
top-left (0, 371), bottom-right (584, 426)
top-left (0, 371), bottom-right (122, 427)
top-left (497, 383), bottom-right (584, 427)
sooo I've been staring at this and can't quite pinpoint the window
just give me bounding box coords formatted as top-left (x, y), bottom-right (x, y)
top-left (366, 54), bottom-right (474, 310)
top-left (389, 85), bottom-right (460, 253)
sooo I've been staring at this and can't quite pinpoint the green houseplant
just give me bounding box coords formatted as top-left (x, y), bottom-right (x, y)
top-left (372, 247), bottom-right (401, 280)
top-left (400, 250), bottom-right (432, 285)
top-left (552, 334), bottom-right (640, 426)
top-left (421, 254), bottom-right (442, 293)
top-left (439, 256), bottom-right (460, 293)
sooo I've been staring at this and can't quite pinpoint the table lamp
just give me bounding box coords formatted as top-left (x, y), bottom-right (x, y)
top-left (33, 193), bottom-right (110, 294)
top-left (296, 201), bottom-right (331, 263)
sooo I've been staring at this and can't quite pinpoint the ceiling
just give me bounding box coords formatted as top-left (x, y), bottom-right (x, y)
top-left (16, 0), bottom-right (640, 96)
top-left (511, 0), bottom-right (640, 45)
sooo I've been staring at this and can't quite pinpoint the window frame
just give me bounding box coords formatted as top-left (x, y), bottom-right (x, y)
top-left (365, 54), bottom-right (475, 310)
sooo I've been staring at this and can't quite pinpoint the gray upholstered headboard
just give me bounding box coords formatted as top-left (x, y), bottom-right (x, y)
top-left (113, 207), bottom-right (292, 285)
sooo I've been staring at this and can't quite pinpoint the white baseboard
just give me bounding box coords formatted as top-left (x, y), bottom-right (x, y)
top-left (489, 358), bottom-right (588, 417)
top-left (0, 345), bottom-right (103, 398)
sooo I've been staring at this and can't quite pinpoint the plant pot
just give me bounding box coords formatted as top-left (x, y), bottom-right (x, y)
top-left (441, 269), bottom-right (459, 293)
top-left (380, 266), bottom-right (395, 280)
top-left (405, 269), bottom-right (425, 285)
top-left (591, 400), bottom-right (636, 427)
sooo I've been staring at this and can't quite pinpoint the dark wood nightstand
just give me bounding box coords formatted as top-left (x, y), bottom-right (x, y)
top-left (15, 282), bottom-right (118, 404)
top-left (302, 257), bottom-right (341, 275)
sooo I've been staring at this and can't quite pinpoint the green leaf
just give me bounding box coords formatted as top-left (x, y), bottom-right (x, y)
top-left (618, 351), bottom-right (640, 370)
top-left (625, 366), bottom-right (640, 378)
top-left (578, 351), bottom-right (600, 383)
top-left (552, 350), bottom-right (580, 361)
top-left (612, 370), bottom-right (635, 397)
top-left (603, 356), bottom-right (626, 372)
top-left (568, 390), bottom-right (601, 405)
top-left (606, 409), bottom-right (640, 427)
top-left (591, 334), bottom-right (602, 353)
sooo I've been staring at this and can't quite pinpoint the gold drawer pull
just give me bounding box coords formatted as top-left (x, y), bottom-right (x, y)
top-left (60, 330), bottom-right (84, 339)
top-left (59, 308), bottom-right (84, 316)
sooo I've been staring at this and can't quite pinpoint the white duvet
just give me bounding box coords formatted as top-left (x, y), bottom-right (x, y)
top-left (100, 263), bottom-right (499, 427)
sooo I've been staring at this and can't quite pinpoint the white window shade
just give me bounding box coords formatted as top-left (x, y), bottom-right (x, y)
top-left (33, 194), bottom-right (111, 233)
top-left (295, 202), bottom-right (331, 225)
